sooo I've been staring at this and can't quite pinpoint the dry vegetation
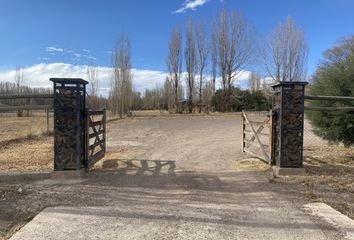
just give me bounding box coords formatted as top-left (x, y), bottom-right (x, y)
top-left (282, 155), bottom-right (354, 219)
top-left (0, 136), bottom-right (53, 172)
top-left (235, 158), bottom-right (271, 171)
top-left (0, 113), bottom-right (53, 143)
top-left (0, 113), bottom-right (54, 172)
top-left (236, 156), bottom-right (353, 219)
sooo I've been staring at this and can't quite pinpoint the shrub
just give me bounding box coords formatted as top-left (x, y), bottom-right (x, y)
top-left (307, 36), bottom-right (354, 146)
top-left (211, 87), bottom-right (270, 112)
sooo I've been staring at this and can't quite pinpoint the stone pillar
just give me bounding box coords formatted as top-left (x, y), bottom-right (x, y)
top-left (50, 78), bottom-right (88, 173)
top-left (271, 82), bottom-right (308, 176)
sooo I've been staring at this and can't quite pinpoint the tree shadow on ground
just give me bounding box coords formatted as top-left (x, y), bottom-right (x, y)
top-left (86, 158), bottom-right (275, 196)
top-left (97, 159), bottom-right (176, 176)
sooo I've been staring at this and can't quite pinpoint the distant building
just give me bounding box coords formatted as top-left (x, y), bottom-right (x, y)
top-left (178, 99), bottom-right (187, 114)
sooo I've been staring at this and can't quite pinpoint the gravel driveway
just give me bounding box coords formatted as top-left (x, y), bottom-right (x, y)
top-left (8, 115), bottom-right (344, 240)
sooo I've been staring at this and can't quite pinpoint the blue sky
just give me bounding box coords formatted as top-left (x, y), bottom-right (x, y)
top-left (0, 0), bottom-right (353, 92)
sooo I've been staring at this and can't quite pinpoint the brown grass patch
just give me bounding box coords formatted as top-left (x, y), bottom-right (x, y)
top-left (278, 155), bottom-right (354, 219)
top-left (0, 136), bottom-right (53, 172)
top-left (236, 158), bottom-right (271, 171)
top-left (0, 115), bottom-right (53, 144)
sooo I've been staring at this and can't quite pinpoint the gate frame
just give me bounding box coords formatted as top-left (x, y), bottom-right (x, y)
top-left (84, 109), bottom-right (106, 169)
top-left (241, 111), bottom-right (272, 164)
top-left (242, 82), bottom-right (308, 175)
top-left (243, 81), bottom-right (354, 176)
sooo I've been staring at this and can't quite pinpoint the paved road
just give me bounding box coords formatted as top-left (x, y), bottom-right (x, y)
top-left (10, 115), bottom-right (343, 239)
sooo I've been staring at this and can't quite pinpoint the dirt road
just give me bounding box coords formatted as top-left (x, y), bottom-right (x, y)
top-left (105, 114), bottom-right (244, 171)
top-left (4, 115), bottom-right (346, 239)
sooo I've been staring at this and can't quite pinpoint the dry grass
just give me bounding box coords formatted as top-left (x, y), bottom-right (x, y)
top-left (0, 114), bottom-right (53, 144)
top-left (0, 136), bottom-right (53, 172)
top-left (237, 155), bottom-right (354, 219)
top-left (235, 158), bottom-right (271, 171)
top-left (278, 155), bottom-right (354, 219)
top-left (0, 114), bottom-right (53, 172)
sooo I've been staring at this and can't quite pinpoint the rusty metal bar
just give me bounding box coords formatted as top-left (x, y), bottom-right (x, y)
top-left (0, 105), bottom-right (52, 111)
top-left (0, 93), bottom-right (53, 99)
top-left (305, 95), bottom-right (354, 101)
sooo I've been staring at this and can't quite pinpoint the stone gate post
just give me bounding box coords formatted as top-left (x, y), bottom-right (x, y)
top-left (271, 82), bottom-right (308, 176)
top-left (50, 78), bottom-right (88, 177)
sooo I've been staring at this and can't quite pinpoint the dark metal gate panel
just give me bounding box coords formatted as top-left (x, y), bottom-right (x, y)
top-left (85, 109), bottom-right (106, 168)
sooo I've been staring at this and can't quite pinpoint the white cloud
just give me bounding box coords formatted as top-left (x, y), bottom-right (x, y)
top-left (174, 0), bottom-right (209, 13)
top-left (72, 53), bottom-right (82, 58)
top-left (0, 63), bottom-right (254, 97)
top-left (0, 63), bottom-right (167, 96)
top-left (46, 46), bottom-right (65, 52)
top-left (44, 46), bottom-right (97, 62)
top-left (84, 55), bottom-right (97, 60)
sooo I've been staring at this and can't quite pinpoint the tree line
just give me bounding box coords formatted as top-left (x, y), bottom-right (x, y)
top-left (307, 36), bottom-right (354, 146)
top-left (105, 10), bottom-right (307, 114)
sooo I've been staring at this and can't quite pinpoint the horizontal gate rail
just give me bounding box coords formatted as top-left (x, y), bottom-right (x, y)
top-left (304, 94), bottom-right (354, 112)
top-left (85, 109), bottom-right (106, 169)
top-left (0, 93), bottom-right (53, 99)
top-left (0, 104), bottom-right (52, 112)
top-left (86, 110), bottom-right (106, 115)
top-left (304, 106), bottom-right (354, 112)
top-left (0, 93), bottom-right (53, 113)
top-left (304, 95), bottom-right (354, 101)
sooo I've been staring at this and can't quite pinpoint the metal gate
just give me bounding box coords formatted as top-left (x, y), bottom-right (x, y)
top-left (241, 111), bottom-right (273, 164)
top-left (85, 109), bottom-right (106, 168)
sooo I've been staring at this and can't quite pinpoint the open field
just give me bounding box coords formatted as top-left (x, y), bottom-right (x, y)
top-left (0, 113), bottom-right (353, 239)
top-left (0, 113), bottom-right (53, 144)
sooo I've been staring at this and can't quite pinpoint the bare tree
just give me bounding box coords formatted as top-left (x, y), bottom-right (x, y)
top-left (248, 72), bottom-right (261, 93)
top-left (142, 86), bottom-right (163, 110)
top-left (87, 66), bottom-right (100, 109)
top-left (202, 80), bottom-right (214, 113)
top-left (14, 67), bottom-right (25, 117)
top-left (210, 27), bottom-right (217, 95)
top-left (195, 21), bottom-right (208, 113)
top-left (184, 18), bottom-right (196, 113)
top-left (264, 17), bottom-right (308, 83)
top-left (162, 76), bottom-right (174, 111)
top-left (216, 10), bottom-right (254, 89)
top-left (110, 34), bottom-right (133, 118)
top-left (167, 25), bottom-right (183, 113)
top-left (217, 10), bottom-right (228, 91)
top-left (215, 9), bottom-right (255, 110)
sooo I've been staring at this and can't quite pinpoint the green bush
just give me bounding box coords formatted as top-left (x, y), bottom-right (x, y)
top-left (211, 87), bottom-right (270, 112)
top-left (307, 36), bottom-right (354, 146)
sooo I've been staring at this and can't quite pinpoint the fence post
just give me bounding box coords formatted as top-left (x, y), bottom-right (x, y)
top-left (84, 109), bottom-right (89, 168)
top-left (103, 109), bottom-right (106, 153)
top-left (271, 81), bottom-right (308, 176)
top-left (50, 78), bottom-right (88, 177)
top-left (241, 111), bottom-right (245, 152)
top-left (269, 112), bottom-right (273, 164)
top-left (46, 108), bottom-right (50, 133)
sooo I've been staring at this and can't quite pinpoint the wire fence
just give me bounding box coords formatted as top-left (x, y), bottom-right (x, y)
top-left (0, 110), bottom-right (54, 172)
top-left (303, 113), bottom-right (354, 165)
